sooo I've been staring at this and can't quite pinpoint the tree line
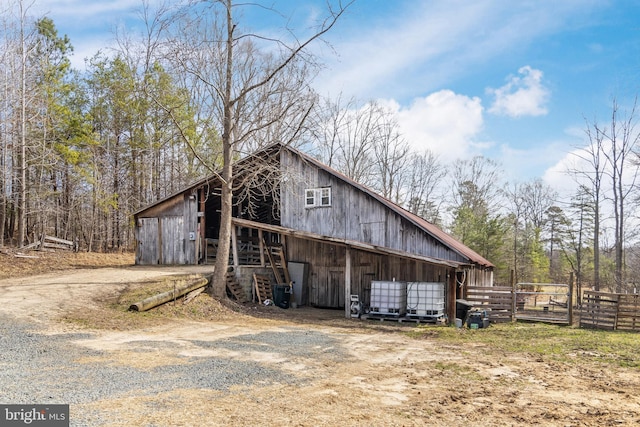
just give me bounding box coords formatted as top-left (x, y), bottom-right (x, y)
top-left (1, 0), bottom-right (638, 296)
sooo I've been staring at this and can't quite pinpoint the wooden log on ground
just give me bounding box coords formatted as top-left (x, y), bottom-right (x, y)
top-left (21, 241), bottom-right (42, 250)
top-left (42, 242), bottom-right (74, 250)
top-left (43, 235), bottom-right (74, 246)
top-left (183, 287), bottom-right (205, 305)
top-left (129, 275), bottom-right (210, 312)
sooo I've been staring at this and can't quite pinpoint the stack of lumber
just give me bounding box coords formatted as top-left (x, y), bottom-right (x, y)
top-left (23, 235), bottom-right (77, 252)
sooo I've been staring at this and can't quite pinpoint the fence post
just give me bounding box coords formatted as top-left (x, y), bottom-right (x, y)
top-left (511, 269), bottom-right (516, 322)
top-left (568, 271), bottom-right (574, 326)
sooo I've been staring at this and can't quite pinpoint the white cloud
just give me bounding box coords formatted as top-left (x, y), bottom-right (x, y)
top-left (543, 154), bottom-right (579, 197)
top-left (487, 66), bottom-right (550, 118)
top-left (315, 2), bottom-right (487, 99)
top-left (314, 1), bottom-right (602, 102)
top-left (33, 0), bottom-right (146, 19)
top-left (382, 90), bottom-right (488, 162)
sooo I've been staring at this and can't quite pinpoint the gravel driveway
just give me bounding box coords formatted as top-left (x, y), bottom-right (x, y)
top-left (0, 313), bottom-right (344, 426)
top-left (0, 267), bottom-right (355, 426)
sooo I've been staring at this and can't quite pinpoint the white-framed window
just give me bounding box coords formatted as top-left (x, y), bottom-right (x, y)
top-left (305, 187), bottom-right (332, 208)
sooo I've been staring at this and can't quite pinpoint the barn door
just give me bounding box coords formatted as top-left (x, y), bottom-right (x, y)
top-left (137, 217), bottom-right (159, 265)
top-left (160, 216), bottom-right (185, 264)
top-left (329, 270), bottom-right (345, 308)
top-left (310, 268), bottom-right (345, 308)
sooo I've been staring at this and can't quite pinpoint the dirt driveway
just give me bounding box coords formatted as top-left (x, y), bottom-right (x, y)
top-left (1, 265), bottom-right (639, 426)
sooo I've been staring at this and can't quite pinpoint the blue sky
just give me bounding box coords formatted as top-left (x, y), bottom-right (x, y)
top-left (29, 0), bottom-right (640, 191)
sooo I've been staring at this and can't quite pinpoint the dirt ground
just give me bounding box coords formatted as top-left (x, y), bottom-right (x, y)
top-left (0, 251), bottom-right (639, 426)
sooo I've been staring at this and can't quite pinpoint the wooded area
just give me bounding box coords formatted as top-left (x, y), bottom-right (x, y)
top-left (2, 0), bottom-right (640, 295)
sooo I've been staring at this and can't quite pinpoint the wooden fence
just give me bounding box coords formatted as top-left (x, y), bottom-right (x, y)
top-left (514, 283), bottom-right (572, 325)
top-left (465, 285), bottom-right (514, 323)
top-left (581, 291), bottom-right (640, 332)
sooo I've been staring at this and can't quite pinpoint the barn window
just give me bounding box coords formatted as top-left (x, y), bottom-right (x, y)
top-left (305, 187), bottom-right (331, 207)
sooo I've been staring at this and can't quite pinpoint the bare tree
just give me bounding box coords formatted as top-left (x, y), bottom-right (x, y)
top-left (569, 117), bottom-right (607, 291)
top-left (158, 0), bottom-right (352, 298)
top-left (520, 179), bottom-right (557, 277)
top-left (0, 2), bottom-right (17, 246)
top-left (16, 0), bottom-right (32, 247)
top-left (545, 205), bottom-right (570, 281)
top-left (570, 100), bottom-right (640, 292)
top-left (502, 179), bottom-right (556, 283)
top-left (405, 150), bottom-right (446, 224)
top-left (451, 155), bottom-right (503, 211)
top-left (504, 182), bottom-right (526, 284)
top-left (561, 185), bottom-right (595, 304)
top-left (308, 94), bottom-right (352, 169)
top-left (601, 98), bottom-right (640, 292)
top-left (313, 98), bottom-right (411, 188)
top-left (521, 178), bottom-right (557, 231)
top-left (371, 108), bottom-right (409, 203)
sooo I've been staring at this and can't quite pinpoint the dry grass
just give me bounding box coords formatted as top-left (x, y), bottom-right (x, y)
top-left (0, 249), bottom-right (134, 280)
top-left (62, 274), bottom-right (246, 330)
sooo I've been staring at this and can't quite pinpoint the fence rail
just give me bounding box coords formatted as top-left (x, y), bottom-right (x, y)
top-left (581, 291), bottom-right (640, 332)
top-left (465, 285), bottom-right (513, 323)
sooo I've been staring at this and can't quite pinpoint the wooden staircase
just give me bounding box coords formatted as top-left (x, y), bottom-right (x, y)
top-left (225, 269), bottom-right (250, 303)
top-left (263, 238), bottom-right (292, 285)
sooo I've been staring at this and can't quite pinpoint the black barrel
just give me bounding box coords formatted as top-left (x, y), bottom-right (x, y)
top-left (273, 284), bottom-right (291, 309)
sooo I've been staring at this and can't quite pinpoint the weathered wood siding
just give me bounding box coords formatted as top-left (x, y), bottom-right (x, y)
top-left (136, 217), bottom-right (159, 264)
top-left (280, 150), bottom-right (468, 264)
top-left (287, 236), bottom-right (452, 308)
top-left (160, 216), bottom-right (184, 264)
top-left (468, 267), bottom-right (493, 288)
top-left (135, 192), bottom-right (198, 265)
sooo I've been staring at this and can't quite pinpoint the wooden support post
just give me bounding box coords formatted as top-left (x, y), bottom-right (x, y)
top-left (447, 268), bottom-right (456, 324)
top-left (511, 269), bottom-right (516, 322)
top-left (196, 223), bottom-right (201, 264)
top-left (280, 235), bottom-right (291, 284)
top-left (231, 227), bottom-right (238, 268)
top-left (345, 246), bottom-right (351, 319)
top-left (258, 229), bottom-right (265, 267)
top-left (568, 271), bottom-right (574, 326)
top-left (199, 187), bottom-right (206, 262)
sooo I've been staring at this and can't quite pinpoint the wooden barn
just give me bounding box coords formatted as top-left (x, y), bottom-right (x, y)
top-left (133, 143), bottom-right (494, 320)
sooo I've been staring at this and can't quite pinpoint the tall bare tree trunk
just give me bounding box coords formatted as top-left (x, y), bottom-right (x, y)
top-left (17, 0), bottom-right (27, 247)
top-left (157, 0), bottom-right (350, 299)
top-left (0, 66), bottom-right (8, 246)
top-left (211, 0), bottom-right (235, 299)
top-left (603, 99), bottom-right (639, 293)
